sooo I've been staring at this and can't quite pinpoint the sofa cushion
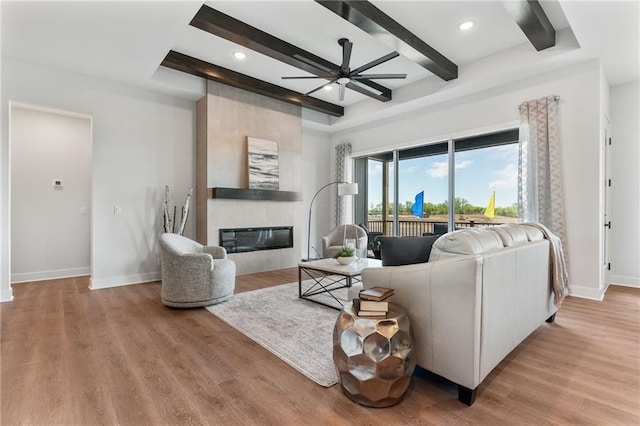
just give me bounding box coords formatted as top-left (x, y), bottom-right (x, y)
top-left (490, 224), bottom-right (529, 247)
top-left (520, 224), bottom-right (545, 241)
top-left (429, 227), bottom-right (505, 261)
top-left (378, 235), bottom-right (440, 266)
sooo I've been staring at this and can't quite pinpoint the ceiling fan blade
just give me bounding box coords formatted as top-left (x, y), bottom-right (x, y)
top-left (306, 79), bottom-right (337, 96)
top-left (350, 52), bottom-right (400, 76)
top-left (347, 79), bottom-right (383, 96)
top-left (339, 38), bottom-right (353, 74)
top-left (351, 73), bottom-right (407, 79)
top-left (346, 79), bottom-right (392, 102)
top-left (282, 75), bottom-right (335, 79)
top-left (339, 82), bottom-right (346, 101)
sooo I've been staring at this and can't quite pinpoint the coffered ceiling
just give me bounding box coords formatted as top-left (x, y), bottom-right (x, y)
top-left (2, 1), bottom-right (638, 130)
top-left (164, 0), bottom-right (568, 114)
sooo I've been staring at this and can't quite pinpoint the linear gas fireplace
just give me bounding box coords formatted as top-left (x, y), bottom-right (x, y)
top-left (219, 226), bottom-right (293, 253)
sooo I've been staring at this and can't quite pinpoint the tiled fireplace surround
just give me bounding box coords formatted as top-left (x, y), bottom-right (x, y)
top-left (196, 82), bottom-right (303, 275)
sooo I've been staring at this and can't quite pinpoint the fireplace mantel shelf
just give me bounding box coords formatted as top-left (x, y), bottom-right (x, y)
top-left (210, 187), bottom-right (302, 202)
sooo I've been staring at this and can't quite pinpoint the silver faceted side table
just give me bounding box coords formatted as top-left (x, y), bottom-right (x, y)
top-left (333, 302), bottom-right (415, 407)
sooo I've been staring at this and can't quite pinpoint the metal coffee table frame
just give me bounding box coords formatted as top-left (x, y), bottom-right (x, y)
top-left (298, 258), bottom-right (382, 310)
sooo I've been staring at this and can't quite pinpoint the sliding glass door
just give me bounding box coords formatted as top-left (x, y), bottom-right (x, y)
top-left (397, 142), bottom-right (449, 236)
top-left (453, 130), bottom-right (520, 228)
top-left (354, 129), bottom-right (519, 236)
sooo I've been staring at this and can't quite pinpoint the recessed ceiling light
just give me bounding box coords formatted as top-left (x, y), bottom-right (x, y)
top-left (323, 85), bottom-right (333, 91)
top-left (458, 21), bottom-right (475, 31)
top-left (232, 51), bottom-right (246, 60)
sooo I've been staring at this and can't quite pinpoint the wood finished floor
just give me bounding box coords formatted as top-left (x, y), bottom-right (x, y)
top-left (1, 270), bottom-right (639, 425)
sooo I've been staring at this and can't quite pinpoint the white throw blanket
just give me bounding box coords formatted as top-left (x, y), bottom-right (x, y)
top-left (526, 222), bottom-right (571, 306)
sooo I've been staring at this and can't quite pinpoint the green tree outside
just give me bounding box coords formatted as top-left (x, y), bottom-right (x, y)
top-left (370, 199), bottom-right (518, 218)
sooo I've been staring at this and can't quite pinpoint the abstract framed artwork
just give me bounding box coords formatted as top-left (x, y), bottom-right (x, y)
top-left (247, 137), bottom-right (279, 190)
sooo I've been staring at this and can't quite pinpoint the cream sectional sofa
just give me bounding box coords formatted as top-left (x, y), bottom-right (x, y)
top-left (349, 224), bottom-right (557, 405)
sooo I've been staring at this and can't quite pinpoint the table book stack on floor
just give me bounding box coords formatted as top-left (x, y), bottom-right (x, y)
top-left (352, 286), bottom-right (394, 318)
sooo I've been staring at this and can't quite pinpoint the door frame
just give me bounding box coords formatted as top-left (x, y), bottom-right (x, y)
top-left (8, 101), bottom-right (94, 287)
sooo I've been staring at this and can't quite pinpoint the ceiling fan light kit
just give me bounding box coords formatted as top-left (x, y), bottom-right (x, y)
top-left (282, 37), bottom-right (407, 102)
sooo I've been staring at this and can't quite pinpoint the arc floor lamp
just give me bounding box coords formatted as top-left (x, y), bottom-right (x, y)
top-left (305, 181), bottom-right (358, 261)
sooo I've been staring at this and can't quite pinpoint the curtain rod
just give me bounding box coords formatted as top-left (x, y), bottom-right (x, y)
top-left (518, 96), bottom-right (560, 107)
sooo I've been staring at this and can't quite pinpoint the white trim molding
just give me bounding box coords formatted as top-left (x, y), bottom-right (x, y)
top-left (90, 271), bottom-right (160, 290)
top-left (11, 267), bottom-right (91, 284)
top-left (0, 290), bottom-right (14, 303)
top-left (609, 275), bottom-right (640, 288)
top-left (569, 282), bottom-right (610, 301)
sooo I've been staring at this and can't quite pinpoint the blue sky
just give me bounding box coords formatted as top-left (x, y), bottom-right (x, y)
top-left (367, 144), bottom-right (519, 208)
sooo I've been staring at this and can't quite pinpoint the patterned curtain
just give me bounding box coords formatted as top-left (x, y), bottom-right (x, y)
top-left (335, 143), bottom-right (352, 226)
top-left (518, 96), bottom-right (568, 252)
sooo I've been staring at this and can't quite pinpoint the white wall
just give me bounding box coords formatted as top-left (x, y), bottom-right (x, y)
top-left (11, 106), bottom-right (91, 282)
top-left (1, 57), bottom-right (196, 300)
top-left (609, 82), bottom-right (640, 287)
top-left (302, 128), bottom-right (331, 260)
top-left (331, 61), bottom-right (606, 299)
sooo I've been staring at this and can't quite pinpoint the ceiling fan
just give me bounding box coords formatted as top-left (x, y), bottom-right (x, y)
top-left (282, 38), bottom-right (406, 101)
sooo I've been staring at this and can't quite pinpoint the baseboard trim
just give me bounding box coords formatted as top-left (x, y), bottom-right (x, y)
top-left (569, 283), bottom-right (609, 301)
top-left (11, 267), bottom-right (91, 284)
top-left (609, 274), bottom-right (640, 288)
top-left (90, 271), bottom-right (160, 290)
top-left (0, 290), bottom-right (14, 303)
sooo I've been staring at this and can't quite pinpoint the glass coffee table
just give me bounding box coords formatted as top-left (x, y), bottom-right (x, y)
top-left (298, 258), bottom-right (382, 310)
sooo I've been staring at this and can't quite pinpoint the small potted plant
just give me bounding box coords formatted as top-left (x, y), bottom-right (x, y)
top-left (334, 247), bottom-right (356, 265)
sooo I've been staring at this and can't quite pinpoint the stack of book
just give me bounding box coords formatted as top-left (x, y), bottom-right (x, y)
top-left (353, 286), bottom-right (395, 318)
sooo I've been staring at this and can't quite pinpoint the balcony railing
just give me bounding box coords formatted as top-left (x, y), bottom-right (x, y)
top-left (366, 217), bottom-right (515, 237)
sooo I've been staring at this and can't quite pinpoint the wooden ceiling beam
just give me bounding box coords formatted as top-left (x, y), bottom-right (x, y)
top-left (346, 79), bottom-right (391, 102)
top-left (316, 0), bottom-right (458, 81)
top-left (503, 0), bottom-right (555, 51)
top-left (189, 4), bottom-right (392, 102)
top-left (161, 51), bottom-right (344, 117)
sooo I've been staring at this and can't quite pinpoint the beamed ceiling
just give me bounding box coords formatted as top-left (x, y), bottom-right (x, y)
top-left (2, 1), bottom-right (638, 130)
top-left (162, 0), bottom-right (558, 116)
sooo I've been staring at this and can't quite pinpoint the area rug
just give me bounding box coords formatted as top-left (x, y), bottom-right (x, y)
top-left (205, 281), bottom-right (348, 387)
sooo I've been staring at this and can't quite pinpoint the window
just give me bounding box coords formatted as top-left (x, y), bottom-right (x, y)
top-left (397, 142), bottom-right (449, 236)
top-left (453, 130), bottom-right (519, 228)
top-left (354, 129), bottom-right (519, 236)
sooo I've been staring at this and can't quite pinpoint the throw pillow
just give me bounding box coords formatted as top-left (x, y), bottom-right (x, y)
top-left (378, 235), bottom-right (440, 266)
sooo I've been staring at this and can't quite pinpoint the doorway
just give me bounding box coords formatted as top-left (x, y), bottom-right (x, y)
top-left (10, 103), bottom-right (92, 284)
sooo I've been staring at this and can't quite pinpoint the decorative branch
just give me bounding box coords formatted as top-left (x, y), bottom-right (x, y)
top-left (177, 189), bottom-right (193, 236)
top-left (163, 186), bottom-right (172, 233)
top-left (163, 186), bottom-right (193, 236)
top-left (172, 205), bottom-right (177, 233)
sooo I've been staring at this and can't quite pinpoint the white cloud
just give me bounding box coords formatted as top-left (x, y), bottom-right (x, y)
top-left (490, 144), bottom-right (519, 160)
top-left (456, 160), bottom-right (473, 171)
top-left (489, 164), bottom-right (518, 190)
top-left (427, 161), bottom-right (448, 178)
top-left (368, 163), bottom-right (382, 175)
top-left (402, 165), bottom-right (419, 174)
top-left (427, 160), bottom-right (473, 178)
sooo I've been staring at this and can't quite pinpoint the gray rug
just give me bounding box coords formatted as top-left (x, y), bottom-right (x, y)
top-left (205, 281), bottom-right (348, 387)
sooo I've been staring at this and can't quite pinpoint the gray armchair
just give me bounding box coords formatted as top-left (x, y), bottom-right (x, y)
top-left (321, 224), bottom-right (368, 259)
top-left (159, 233), bottom-right (235, 308)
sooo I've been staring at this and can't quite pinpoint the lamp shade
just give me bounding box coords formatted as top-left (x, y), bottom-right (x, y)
top-left (338, 183), bottom-right (358, 196)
